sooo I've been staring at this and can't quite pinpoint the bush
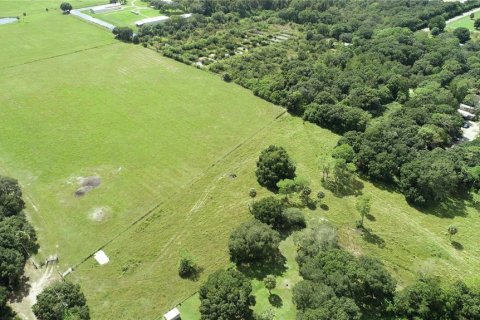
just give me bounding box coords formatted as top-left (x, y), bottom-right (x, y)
top-left (178, 255), bottom-right (199, 278)
top-left (282, 208), bottom-right (306, 229)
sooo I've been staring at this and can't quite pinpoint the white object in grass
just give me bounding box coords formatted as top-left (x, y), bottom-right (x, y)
top-left (94, 250), bottom-right (110, 265)
top-left (164, 307), bottom-right (180, 320)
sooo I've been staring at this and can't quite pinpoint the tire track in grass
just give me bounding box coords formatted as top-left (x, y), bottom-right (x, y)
top-left (0, 42), bottom-right (118, 71)
top-left (69, 110), bottom-right (287, 272)
top-left (369, 192), bottom-right (480, 276)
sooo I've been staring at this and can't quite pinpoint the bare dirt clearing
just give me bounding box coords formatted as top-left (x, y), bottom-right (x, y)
top-left (10, 262), bottom-right (61, 320)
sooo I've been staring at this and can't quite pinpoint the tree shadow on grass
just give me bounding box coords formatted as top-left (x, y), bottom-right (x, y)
top-left (320, 203), bottom-right (329, 211)
top-left (366, 213), bottom-right (376, 221)
top-left (180, 266), bottom-right (204, 282)
top-left (451, 241), bottom-right (464, 251)
top-left (9, 275), bottom-right (31, 303)
top-left (361, 228), bottom-right (385, 248)
top-left (416, 194), bottom-right (471, 219)
top-left (324, 178), bottom-right (364, 198)
top-left (237, 255), bottom-right (287, 280)
top-left (268, 294), bottom-right (283, 308)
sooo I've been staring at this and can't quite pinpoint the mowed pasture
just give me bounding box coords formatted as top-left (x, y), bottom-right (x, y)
top-left (1, 4), bottom-right (480, 320)
top-left (0, 39), bottom-right (283, 266)
top-left (85, 0), bottom-right (161, 28)
top-left (0, 12), bottom-right (115, 68)
top-left (446, 9), bottom-right (480, 31)
top-left (0, 0), bottom-right (104, 16)
top-left (72, 114), bottom-right (480, 319)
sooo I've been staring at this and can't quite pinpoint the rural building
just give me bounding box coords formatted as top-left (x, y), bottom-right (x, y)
top-left (460, 103), bottom-right (475, 113)
top-left (90, 3), bottom-right (122, 14)
top-left (180, 13), bottom-right (193, 19)
top-left (164, 307), bottom-right (180, 320)
top-left (135, 15), bottom-right (169, 27)
top-left (458, 108), bottom-right (475, 120)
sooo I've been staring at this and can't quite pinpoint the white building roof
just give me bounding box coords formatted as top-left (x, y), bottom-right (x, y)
top-left (94, 250), bottom-right (110, 265)
top-left (458, 109), bottom-right (475, 119)
top-left (181, 13), bottom-right (192, 18)
top-left (164, 307), bottom-right (180, 320)
top-left (91, 3), bottom-right (121, 10)
top-left (135, 15), bottom-right (169, 26)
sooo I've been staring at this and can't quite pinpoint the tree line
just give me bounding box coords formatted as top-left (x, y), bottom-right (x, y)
top-left (136, 0), bottom-right (480, 206)
top-left (0, 175), bottom-right (89, 320)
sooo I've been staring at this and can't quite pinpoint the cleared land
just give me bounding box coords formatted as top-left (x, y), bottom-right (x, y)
top-left (85, 0), bottom-right (162, 28)
top-left (446, 8), bottom-right (480, 31)
top-left (1, 4), bottom-right (480, 320)
top-left (0, 13), bottom-right (115, 68)
top-left (73, 114), bottom-right (480, 318)
top-left (0, 0), bottom-right (104, 16)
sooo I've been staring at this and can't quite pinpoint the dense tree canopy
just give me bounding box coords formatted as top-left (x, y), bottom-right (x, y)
top-left (199, 269), bottom-right (255, 320)
top-left (112, 27), bottom-right (133, 42)
top-left (32, 282), bottom-right (90, 320)
top-left (0, 176), bottom-right (37, 288)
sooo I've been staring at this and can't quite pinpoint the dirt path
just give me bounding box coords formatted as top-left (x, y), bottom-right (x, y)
top-left (10, 262), bottom-right (61, 320)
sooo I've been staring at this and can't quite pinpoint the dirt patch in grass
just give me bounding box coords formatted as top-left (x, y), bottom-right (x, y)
top-left (89, 206), bottom-right (110, 222)
top-left (75, 176), bottom-right (101, 197)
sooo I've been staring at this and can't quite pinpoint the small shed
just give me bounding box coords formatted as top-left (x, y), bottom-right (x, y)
top-left (164, 307), bottom-right (180, 320)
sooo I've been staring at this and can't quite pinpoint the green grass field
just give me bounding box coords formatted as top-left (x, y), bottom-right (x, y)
top-left (0, 0), bottom-right (104, 16)
top-left (446, 10), bottom-right (480, 31)
top-left (2, 3), bottom-right (480, 320)
top-left (0, 12), bottom-right (115, 68)
top-left (84, 0), bottom-right (162, 28)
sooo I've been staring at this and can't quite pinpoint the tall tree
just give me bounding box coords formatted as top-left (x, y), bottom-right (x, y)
top-left (199, 269), bottom-right (255, 320)
top-left (250, 196), bottom-right (285, 230)
top-left (60, 2), bottom-right (72, 13)
top-left (355, 195), bottom-right (371, 228)
top-left (0, 177), bottom-right (25, 218)
top-left (263, 275), bottom-right (276, 295)
top-left (255, 145), bottom-right (296, 190)
top-left (33, 282), bottom-right (90, 320)
top-left (228, 220), bottom-right (280, 264)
